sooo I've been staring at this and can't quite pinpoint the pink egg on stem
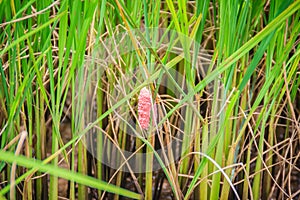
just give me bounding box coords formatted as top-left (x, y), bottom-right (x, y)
top-left (138, 87), bottom-right (155, 130)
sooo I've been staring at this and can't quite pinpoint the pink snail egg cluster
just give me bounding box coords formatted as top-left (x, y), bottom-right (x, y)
top-left (138, 87), bottom-right (152, 130)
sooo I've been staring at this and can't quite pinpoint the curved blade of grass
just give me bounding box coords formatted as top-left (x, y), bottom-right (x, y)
top-left (0, 151), bottom-right (141, 200)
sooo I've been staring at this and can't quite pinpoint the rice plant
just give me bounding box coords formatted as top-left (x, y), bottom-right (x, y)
top-left (0, 0), bottom-right (299, 199)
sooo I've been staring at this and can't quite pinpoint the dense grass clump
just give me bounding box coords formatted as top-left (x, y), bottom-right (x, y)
top-left (0, 0), bottom-right (300, 199)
